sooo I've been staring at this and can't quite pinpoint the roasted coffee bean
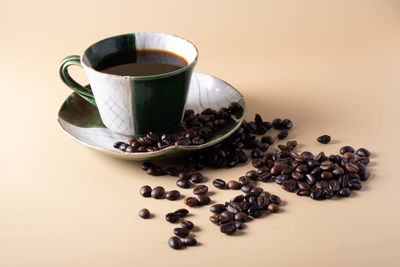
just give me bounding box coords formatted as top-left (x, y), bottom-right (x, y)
top-left (210, 204), bottom-right (226, 213)
top-left (147, 165), bottom-right (165, 176)
top-left (176, 178), bottom-right (192, 189)
top-left (168, 236), bottom-right (183, 249)
top-left (183, 237), bottom-right (197, 246)
top-left (287, 140), bottom-right (297, 148)
top-left (258, 143), bottom-right (270, 152)
top-left (320, 171), bottom-right (333, 180)
top-left (246, 170), bottom-right (259, 180)
top-left (277, 130), bottom-right (289, 140)
top-left (296, 164), bottom-right (309, 174)
top-left (238, 176), bottom-right (251, 185)
top-left (165, 212), bottom-right (180, 223)
top-left (317, 135), bottom-right (331, 144)
top-left (193, 185), bottom-right (208, 195)
top-left (282, 179), bottom-right (298, 192)
top-left (209, 215), bottom-right (221, 225)
top-left (316, 180), bottom-right (328, 189)
top-left (298, 182), bottom-right (311, 191)
top-left (282, 119), bottom-right (293, 129)
top-left (291, 172), bottom-right (304, 180)
top-left (297, 190), bottom-right (311, 196)
top-left (272, 118), bottom-right (284, 130)
top-left (267, 203), bottom-right (280, 213)
top-left (141, 162), bottom-right (153, 171)
top-left (220, 210), bottom-right (234, 221)
top-left (269, 194), bottom-right (281, 205)
top-left (173, 227), bottom-right (190, 238)
top-left (241, 185), bottom-right (253, 193)
top-left (220, 222), bottom-right (237, 235)
top-left (306, 174), bottom-right (316, 185)
top-left (231, 195), bottom-right (245, 203)
top-left (320, 161), bottom-right (334, 171)
top-left (213, 179), bottom-right (226, 189)
top-left (348, 179), bottom-right (362, 190)
top-left (259, 172), bottom-right (273, 182)
top-left (338, 187), bottom-right (351, 197)
top-left (166, 190), bottom-right (181, 201)
top-left (227, 180), bottom-right (241, 190)
top-left (328, 180), bottom-right (341, 192)
top-left (235, 221), bottom-right (245, 230)
top-left (190, 172), bottom-right (204, 183)
top-left (228, 102), bottom-right (241, 113)
top-left (356, 148), bottom-right (371, 157)
top-left (323, 188), bottom-right (334, 199)
top-left (234, 212), bottom-right (248, 222)
top-left (227, 203), bottom-right (242, 214)
top-left (175, 208), bottom-right (189, 218)
top-left (252, 158), bottom-right (266, 168)
top-left (184, 197), bottom-right (197, 207)
top-left (165, 167), bottom-right (178, 176)
top-left (345, 162), bottom-right (359, 173)
top-left (358, 157), bottom-right (370, 165)
top-left (340, 146), bottom-right (355, 154)
top-left (151, 186), bottom-right (165, 199)
top-left (332, 167), bottom-right (344, 176)
top-left (178, 169), bottom-right (193, 179)
top-left (257, 194), bottom-right (271, 208)
top-left (181, 220), bottom-right (194, 230)
top-left (316, 152), bottom-right (327, 162)
top-left (275, 174), bottom-right (290, 185)
top-left (248, 205), bottom-right (264, 218)
top-left (310, 189), bottom-right (323, 200)
top-left (251, 148), bottom-right (264, 158)
top-left (140, 185), bottom-right (152, 197)
top-left (278, 144), bottom-right (291, 151)
top-left (261, 135), bottom-right (275, 145)
top-left (359, 169), bottom-right (370, 181)
top-left (138, 208), bottom-right (150, 219)
top-left (197, 195), bottom-right (211, 205)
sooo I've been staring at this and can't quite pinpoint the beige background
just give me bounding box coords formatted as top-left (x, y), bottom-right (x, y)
top-left (1, 0), bottom-right (400, 266)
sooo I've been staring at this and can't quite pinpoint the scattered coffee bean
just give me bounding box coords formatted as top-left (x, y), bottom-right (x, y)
top-left (176, 178), bottom-right (192, 189)
top-left (210, 204), bottom-right (226, 213)
top-left (261, 135), bottom-right (275, 145)
top-left (197, 195), bottom-right (211, 206)
top-left (193, 185), bottom-right (208, 195)
top-left (282, 119), bottom-right (293, 129)
top-left (220, 221), bottom-right (237, 235)
top-left (267, 203), bottom-right (279, 213)
top-left (138, 208), bottom-right (150, 219)
top-left (356, 148), bottom-right (371, 157)
top-left (173, 227), bottom-right (190, 238)
top-left (174, 208), bottom-right (189, 218)
top-left (181, 221), bottom-right (194, 230)
top-left (317, 135), bottom-right (331, 144)
top-left (227, 180), bottom-right (241, 190)
top-left (140, 185), bottom-right (152, 197)
top-left (213, 179), bottom-right (226, 189)
top-left (340, 146), bottom-right (355, 154)
top-left (184, 197), bottom-right (197, 207)
top-left (151, 186), bottom-right (165, 199)
top-left (165, 212), bottom-right (180, 223)
top-left (191, 172), bottom-right (205, 183)
top-left (277, 130), bottom-right (289, 140)
top-left (166, 190), bottom-right (181, 201)
top-left (168, 236), bottom-right (183, 249)
top-left (183, 237), bottom-right (197, 246)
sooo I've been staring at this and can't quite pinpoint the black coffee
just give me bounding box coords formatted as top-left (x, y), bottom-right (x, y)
top-left (95, 49), bottom-right (188, 76)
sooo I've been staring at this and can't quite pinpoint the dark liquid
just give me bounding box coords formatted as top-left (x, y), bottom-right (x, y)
top-left (94, 49), bottom-right (188, 76)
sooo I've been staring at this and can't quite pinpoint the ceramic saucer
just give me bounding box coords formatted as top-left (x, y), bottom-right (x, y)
top-left (57, 72), bottom-right (245, 160)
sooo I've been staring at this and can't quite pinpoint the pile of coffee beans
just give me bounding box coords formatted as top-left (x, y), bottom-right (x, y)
top-left (165, 208), bottom-right (198, 249)
top-left (210, 189), bottom-right (281, 235)
top-left (114, 102), bottom-right (243, 153)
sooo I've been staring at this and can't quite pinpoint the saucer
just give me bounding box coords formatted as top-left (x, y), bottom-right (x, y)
top-left (57, 72), bottom-right (245, 160)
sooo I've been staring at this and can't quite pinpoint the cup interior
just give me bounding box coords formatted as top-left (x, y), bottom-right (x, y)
top-left (82, 32), bottom-right (198, 75)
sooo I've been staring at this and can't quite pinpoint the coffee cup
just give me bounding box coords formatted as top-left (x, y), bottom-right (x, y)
top-left (59, 32), bottom-right (198, 136)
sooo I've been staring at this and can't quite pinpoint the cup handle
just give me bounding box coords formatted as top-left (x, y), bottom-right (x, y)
top-left (59, 55), bottom-right (97, 107)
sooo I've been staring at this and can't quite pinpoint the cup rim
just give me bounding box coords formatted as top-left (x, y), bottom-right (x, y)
top-left (81, 32), bottom-right (199, 81)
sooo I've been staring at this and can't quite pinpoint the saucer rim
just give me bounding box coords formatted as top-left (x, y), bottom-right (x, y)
top-left (57, 72), bottom-right (246, 160)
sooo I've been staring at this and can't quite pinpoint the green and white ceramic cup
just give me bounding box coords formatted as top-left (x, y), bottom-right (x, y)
top-left (59, 32), bottom-right (198, 136)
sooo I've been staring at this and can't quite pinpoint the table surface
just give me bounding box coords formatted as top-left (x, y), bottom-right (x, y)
top-left (1, 0), bottom-right (400, 266)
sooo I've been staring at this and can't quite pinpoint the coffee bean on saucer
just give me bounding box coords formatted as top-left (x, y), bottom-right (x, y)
top-left (139, 208), bottom-right (150, 219)
top-left (356, 148), bottom-right (371, 157)
top-left (184, 197), bottom-right (197, 207)
top-left (213, 179), bottom-right (226, 189)
top-left (166, 190), bottom-right (181, 201)
top-left (183, 237), bottom-right (197, 246)
top-left (173, 227), bottom-right (190, 238)
top-left (174, 208), bottom-right (189, 218)
top-left (181, 221), bottom-right (194, 230)
top-left (151, 186), bottom-right (165, 199)
top-left (165, 212), bottom-right (180, 223)
top-left (277, 130), bottom-right (289, 140)
top-left (168, 236), bottom-right (183, 249)
top-left (140, 185), bottom-right (152, 197)
top-left (193, 185), bottom-right (208, 195)
top-left (317, 135), bottom-right (331, 144)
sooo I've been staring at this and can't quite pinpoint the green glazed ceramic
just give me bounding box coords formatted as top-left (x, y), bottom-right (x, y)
top-left (57, 73), bottom-right (245, 160)
top-left (59, 32), bottom-right (198, 136)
